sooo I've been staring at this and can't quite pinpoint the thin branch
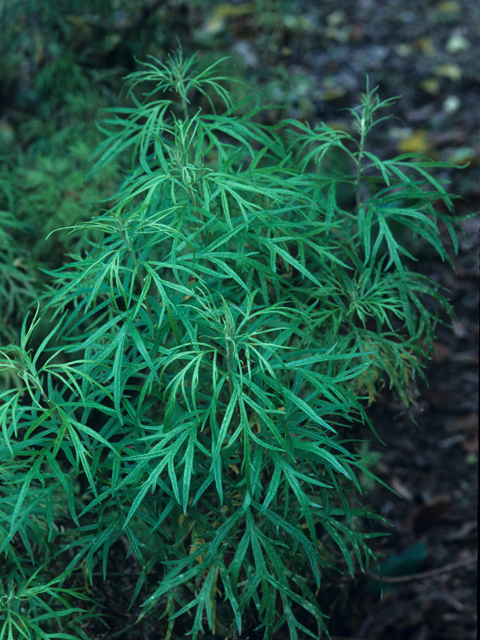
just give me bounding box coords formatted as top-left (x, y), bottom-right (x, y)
top-left (102, 619), bottom-right (141, 640)
top-left (365, 555), bottom-right (476, 584)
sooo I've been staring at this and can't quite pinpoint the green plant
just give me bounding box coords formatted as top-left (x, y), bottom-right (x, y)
top-left (0, 69), bottom-right (124, 268)
top-left (0, 64), bottom-right (125, 382)
top-left (0, 211), bottom-right (36, 346)
top-left (0, 51), bottom-right (465, 639)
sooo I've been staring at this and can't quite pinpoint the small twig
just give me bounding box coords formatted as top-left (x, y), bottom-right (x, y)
top-left (366, 555), bottom-right (476, 584)
top-left (90, 572), bottom-right (135, 577)
top-left (425, 577), bottom-right (473, 612)
top-left (102, 619), bottom-right (141, 640)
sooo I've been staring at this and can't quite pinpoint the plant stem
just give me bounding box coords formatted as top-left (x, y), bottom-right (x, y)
top-left (366, 555), bottom-right (476, 584)
top-left (119, 225), bottom-right (157, 341)
top-left (355, 116), bottom-right (367, 214)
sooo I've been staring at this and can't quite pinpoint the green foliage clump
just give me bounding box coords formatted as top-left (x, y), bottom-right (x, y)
top-left (0, 211), bottom-right (36, 346)
top-left (0, 62), bottom-right (122, 266)
top-left (0, 51), bottom-right (463, 639)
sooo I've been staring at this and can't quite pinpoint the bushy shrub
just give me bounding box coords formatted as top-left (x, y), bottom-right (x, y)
top-left (0, 50), bottom-right (464, 640)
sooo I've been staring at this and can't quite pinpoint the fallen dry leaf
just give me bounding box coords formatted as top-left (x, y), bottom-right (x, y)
top-left (396, 130), bottom-right (431, 154)
top-left (391, 476), bottom-right (415, 502)
top-left (410, 496), bottom-right (452, 536)
top-left (431, 341), bottom-right (451, 364)
top-left (437, 0), bottom-right (460, 12)
top-left (433, 63), bottom-right (462, 81)
top-left (414, 38), bottom-right (436, 55)
top-left (462, 433), bottom-right (478, 454)
top-left (420, 78), bottom-right (441, 95)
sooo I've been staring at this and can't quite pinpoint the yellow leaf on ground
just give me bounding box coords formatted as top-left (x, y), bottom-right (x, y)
top-left (437, 1), bottom-right (460, 13)
top-left (214, 3), bottom-right (254, 19)
top-left (433, 63), bottom-right (462, 80)
top-left (396, 130), bottom-right (431, 154)
top-left (197, 4), bottom-right (254, 37)
top-left (420, 78), bottom-right (440, 94)
top-left (414, 38), bottom-right (436, 55)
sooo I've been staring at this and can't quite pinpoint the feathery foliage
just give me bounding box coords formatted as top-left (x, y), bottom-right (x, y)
top-left (0, 50), bottom-right (464, 639)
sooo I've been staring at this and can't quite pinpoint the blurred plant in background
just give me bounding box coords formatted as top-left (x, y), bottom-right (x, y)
top-left (0, 211), bottom-right (36, 346)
